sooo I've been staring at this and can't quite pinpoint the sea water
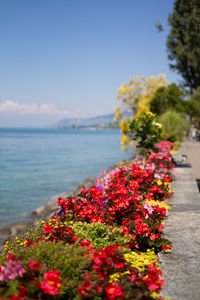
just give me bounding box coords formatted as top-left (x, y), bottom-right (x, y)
top-left (0, 128), bottom-right (131, 224)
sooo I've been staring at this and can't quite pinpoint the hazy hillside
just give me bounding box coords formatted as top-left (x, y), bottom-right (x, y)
top-left (55, 112), bottom-right (132, 129)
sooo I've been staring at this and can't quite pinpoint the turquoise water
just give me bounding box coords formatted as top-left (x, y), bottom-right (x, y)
top-left (0, 128), bottom-right (131, 224)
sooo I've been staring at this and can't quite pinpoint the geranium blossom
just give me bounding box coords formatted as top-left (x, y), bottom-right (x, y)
top-left (40, 270), bottom-right (62, 296)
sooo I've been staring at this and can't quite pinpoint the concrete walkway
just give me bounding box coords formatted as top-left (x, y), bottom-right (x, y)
top-left (185, 140), bottom-right (200, 191)
top-left (160, 143), bottom-right (200, 300)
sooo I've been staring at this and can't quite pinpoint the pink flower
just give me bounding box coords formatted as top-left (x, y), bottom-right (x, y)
top-left (0, 259), bottom-right (26, 282)
top-left (144, 202), bottom-right (153, 215)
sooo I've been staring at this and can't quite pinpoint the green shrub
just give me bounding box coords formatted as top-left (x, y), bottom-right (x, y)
top-left (159, 110), bottom-right (188, 142)
top-left (72, 222), bottom-right (132, 248)
top-left (129, 112), bottom-right (162, 160)
top-left (13, 241), bottom-right (90, 299)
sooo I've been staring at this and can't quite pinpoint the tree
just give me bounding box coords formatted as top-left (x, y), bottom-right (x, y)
top-left (149, 83), bottom-right (185, 115)
top-left (159, 110), bottom-right (188, 142)
top-left (166, 0), bottom-right (200, 91)
top-left (184, 86), bottom-right (200, 123)
top-left (114, 75), bottom-right (167, 151)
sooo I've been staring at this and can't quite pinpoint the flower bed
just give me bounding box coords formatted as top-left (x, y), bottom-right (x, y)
top-left (0, 141), bottom-right (176, 299)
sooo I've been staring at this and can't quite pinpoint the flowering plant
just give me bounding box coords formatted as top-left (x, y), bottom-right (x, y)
top-left (155, 141), bottom-right (177, 154)
top-left (129, 112), bottom-right (162, 163)
top-left (146, 152), bottom-right (175, 177)
top-left (0, 140), bottom-right (175, 299)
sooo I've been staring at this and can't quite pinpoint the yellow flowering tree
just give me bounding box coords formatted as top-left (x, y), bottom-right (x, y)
top-left (114, 75), bottom-right (168, 151)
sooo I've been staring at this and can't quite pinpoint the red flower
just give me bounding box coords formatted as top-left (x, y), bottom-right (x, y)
top-left (78, 280), bottom-right (92, 297)
top-left (144, 263), bottom-right (164, 292)
top-left (10, 286), bottom-right (28, 300)
top-left (149, 233), bottom-right (160, 241)
top-left (158, 224), bottom-right (163, 233)
top-left (10, 296), bottom-right (22, 300)
top-left (7, 253), bottom-right (16, 261)
top-left (80, 238), bottom-right (91, 247)
top-left (40, 270), bottom-right (62, 296)
top-left (24, 239), bottom-right (34, 247)
top-left (105, 283), bottom-right (125, 299)
top-left (18, 286), bottom-right (28, 297)
top-left (95, 285), bottom-right (103, 294)
top-left (162, 243), bottom-right (172, 252)
top-left (120, 226), bottom-right (129, 235)
top-left (135, 222), bottom-right (150, 237)
top-left (65, 227), bottom-right (74, 235)
top-left (28, 260), bottom-right (41, 272)
top-left (81, 186), bottom-right (88, 195)
top-left (69, 235), bottom-right (79, 243)
top-left (57, 197), bottom-right (66, 208)
top-left (43, 223), bottom-right (55, 235)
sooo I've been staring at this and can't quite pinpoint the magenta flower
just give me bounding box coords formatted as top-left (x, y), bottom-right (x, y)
top-left (0, 258), bottom-right (26, 282)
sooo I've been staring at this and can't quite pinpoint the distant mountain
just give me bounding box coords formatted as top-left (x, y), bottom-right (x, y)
top-left (55, 112), bottom-right (132, 129)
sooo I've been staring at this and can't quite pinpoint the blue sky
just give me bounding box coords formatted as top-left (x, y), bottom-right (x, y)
top-left (0, 0), bottom-right (179, 127)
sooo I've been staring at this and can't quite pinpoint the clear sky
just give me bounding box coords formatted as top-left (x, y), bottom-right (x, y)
top-left (0, 0), bottom-right (180, 127)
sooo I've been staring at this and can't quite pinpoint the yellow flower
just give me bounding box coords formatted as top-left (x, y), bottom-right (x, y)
top-left (157, 179), bottom-right (162, 186)
top-left (110, 273), bottom-right (121, 282)
top-left (170, 150), bottom-right (178, 154)
top-left (145, 199), bottom-right (171, 211)
top-left (124, 249), bottom-right (158, 272)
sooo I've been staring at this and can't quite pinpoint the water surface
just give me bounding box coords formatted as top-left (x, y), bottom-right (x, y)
top-left (0, 128), bottom-right (131, 224)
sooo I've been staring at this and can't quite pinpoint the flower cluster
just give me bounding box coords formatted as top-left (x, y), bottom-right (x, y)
top-left (0, 253), bottom-right (62, 299)
top-left (40, 269), bottom-right (62, 296)
top-left (77, 245), bottom-right (164, 299)
top-left (146, 151), bottom-right (175, 180)
top-left (0, 141), bottom-right (176, 299)
top-left (155, 141), bottom-right (178, 154)
top-left (0, 254), bottom-right (25, 282)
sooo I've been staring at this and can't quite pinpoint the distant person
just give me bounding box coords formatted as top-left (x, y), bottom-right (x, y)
top-left (190, 124), bottom-right (196, 142)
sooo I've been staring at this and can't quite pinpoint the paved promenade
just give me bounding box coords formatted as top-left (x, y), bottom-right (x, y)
top-left (160, 143), bottom-right (200, 300)
top-left (185, 140), bottom-right (200, 191)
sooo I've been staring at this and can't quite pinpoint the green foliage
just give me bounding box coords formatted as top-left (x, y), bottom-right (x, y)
top-left (14, 241), bottom-right (90, 299)
top-left (129, 112), bottom-right (162, 159)
top-left (184, 86), bottom-right (200, 122)
top-left (155, 21), bottom-right (164, 32)
top-left (72, 222), bottom-right (132, 249)
top-left (150, 83), bottom-right (185, 115)
top-left (167, 0), bottom-right (200, 91)
top-left (159, 110), bottom-right (188, 142)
